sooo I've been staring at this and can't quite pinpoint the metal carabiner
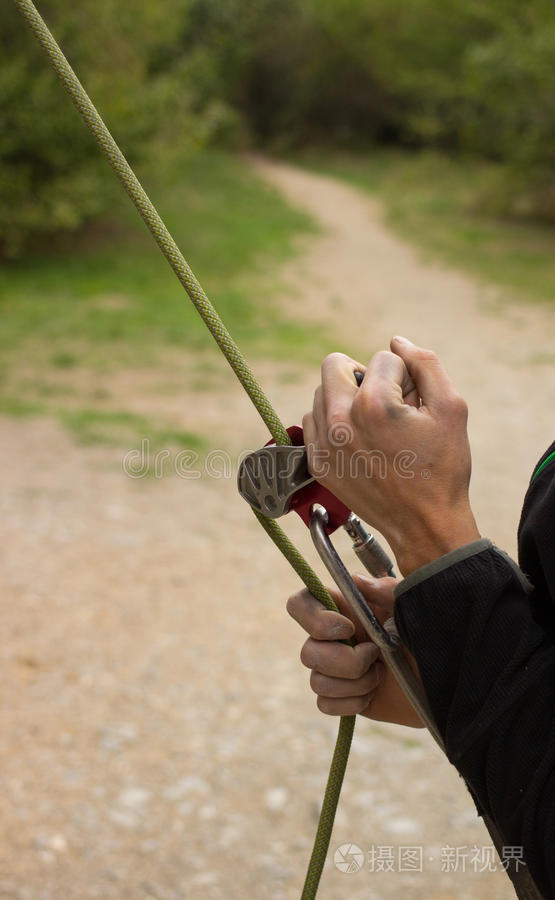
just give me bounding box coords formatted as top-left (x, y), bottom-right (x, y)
top-left (309, 503), bottom-right (444, 747)
top-left (310, 504), bottom-right (398, 652)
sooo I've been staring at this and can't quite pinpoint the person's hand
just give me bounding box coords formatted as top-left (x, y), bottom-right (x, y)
top-left (287, 573), bottom-right (424, 728)
top-left (302, 337), bottom-right (480, 575)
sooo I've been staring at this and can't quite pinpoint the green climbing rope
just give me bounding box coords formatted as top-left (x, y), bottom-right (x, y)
top-left (12, 1), bottom-right (355, 896)
top-left (253, 513), bottom-right (356, 899)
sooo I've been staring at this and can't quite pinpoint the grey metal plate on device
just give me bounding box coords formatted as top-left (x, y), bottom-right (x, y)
top-left (237, 445), bottom-right (313, 518)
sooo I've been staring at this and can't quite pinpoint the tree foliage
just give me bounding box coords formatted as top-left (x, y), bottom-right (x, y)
top-left (2, 0), bottom-right (554, 254)
top-left (172, 0), bottom-right (555, 217)
top-left (0, 0), bottom-right (236, 256)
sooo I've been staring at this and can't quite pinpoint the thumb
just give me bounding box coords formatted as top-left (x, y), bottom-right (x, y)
top-left (390, 336), bottom-right (457, 412)
top-left (352, 573), bottom-right (397, 627)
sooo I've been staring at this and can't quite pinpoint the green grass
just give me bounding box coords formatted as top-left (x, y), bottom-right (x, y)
top-left (0, 394), bottom-right (206, 452)
top-left (0, 151), bottom-right (322, 369)
top-left (50, 350), bottom-right (78, 369)
top-left (298, 149), bottom-right (555, 307)
top-left (0, 150), bottom-right (326, 446)
top-left (59, 408), bottom-right (206, 449)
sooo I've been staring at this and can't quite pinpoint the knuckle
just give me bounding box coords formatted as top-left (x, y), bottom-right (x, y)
top-left (449, 391), bottom-right (468, 418)
top-left (316, 696), bottom-right (335, 716)
top-left (310, 670), bottom-right (326, 694)
top-left (323, 351), bottom-right (348, 371)
top-left (311, 618), bottom-right (333, 641)
top-left (373, 349), bottom-right (395, 366)
top-left (354, 647), bottom-right (372, 679)
top-left (285, 593), bottom-right (299, 618)
top-left (352, 389), bottom-right (385, 424)
top-left (417, 347), bottom-right (439, 363)
top-left (326, 404), bottom-right (349, 430)
top-left (365, 663), bottom-right (381, 691)
top-left (286, 588), bottom-right (311, 622)
top-left (300, 640), bottom-right (314, 669)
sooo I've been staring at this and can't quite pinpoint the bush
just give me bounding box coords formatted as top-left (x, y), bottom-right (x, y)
top-left (0, 0), bottom-right (237, 256)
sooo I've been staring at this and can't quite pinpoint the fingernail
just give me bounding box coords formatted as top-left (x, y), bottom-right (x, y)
top-left (374, 661), bottom-right (386, 681)
top-left (392, 335), bottom-right (412, 345)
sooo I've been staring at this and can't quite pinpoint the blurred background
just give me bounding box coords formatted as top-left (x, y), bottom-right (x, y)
top-left (1, 1), bottom-right (555, 898)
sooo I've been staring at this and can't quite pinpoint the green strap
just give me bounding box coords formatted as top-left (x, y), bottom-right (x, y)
top-left (12, 1), bottom-right (354, 896)
top-left (531, 450), bottom-right (555, 484)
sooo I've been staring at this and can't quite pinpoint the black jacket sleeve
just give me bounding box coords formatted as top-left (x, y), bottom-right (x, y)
top-left (519, 446), bottom-right (555, 638)
top-left (393, 454), bottom-right (555, 898)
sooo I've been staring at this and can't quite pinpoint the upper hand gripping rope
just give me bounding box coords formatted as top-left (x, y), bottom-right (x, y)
top-left (11, 2), bottom-right (353, 896)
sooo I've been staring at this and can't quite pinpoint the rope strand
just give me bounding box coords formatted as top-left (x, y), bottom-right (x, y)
top-left (12, 1), bottom-right (355, 895)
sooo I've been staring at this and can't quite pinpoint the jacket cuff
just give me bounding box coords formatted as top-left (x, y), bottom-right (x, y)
top-left (393, 538), bottom-right (493, 599)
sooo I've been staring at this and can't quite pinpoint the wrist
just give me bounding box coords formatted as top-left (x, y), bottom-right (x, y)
top-left (386, 505), bottom-right (480, 577)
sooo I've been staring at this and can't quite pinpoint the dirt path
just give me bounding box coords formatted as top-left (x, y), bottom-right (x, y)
top-left (2, 159), bottom-right (555, 900)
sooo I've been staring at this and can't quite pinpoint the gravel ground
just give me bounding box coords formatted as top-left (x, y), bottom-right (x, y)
top-left (2, 160), bottom-right (555, 899)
